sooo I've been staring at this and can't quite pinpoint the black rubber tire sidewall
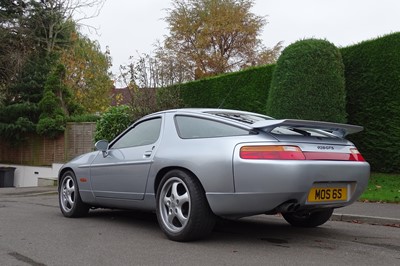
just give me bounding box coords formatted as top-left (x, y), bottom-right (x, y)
top-left (59, 171), bottom-right (89, 218)
top-left (282, 208), bottom-right (334, 228)
top-left (156, 169), bottom-right (215, 242)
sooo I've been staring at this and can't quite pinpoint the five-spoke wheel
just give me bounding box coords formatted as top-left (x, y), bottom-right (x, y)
top-left (59, 171), bottom-right (89, 218)
top-left (156, 169), bottom-right (215, 241)
top-left (159, 177), bottom-right (191, 233)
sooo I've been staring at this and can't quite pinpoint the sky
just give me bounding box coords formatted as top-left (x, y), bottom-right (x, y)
top-left (80, 0), bottom-right (400, 85)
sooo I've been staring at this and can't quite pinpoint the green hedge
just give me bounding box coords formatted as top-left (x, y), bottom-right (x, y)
top-left (341, 33), bottom-right (400, 173)
top-left (157, 33), bottom-right (400, 173)
top-left (267, 39), bottom-right (347, 123)
top-left (165, 65), bottom-right (275, 114)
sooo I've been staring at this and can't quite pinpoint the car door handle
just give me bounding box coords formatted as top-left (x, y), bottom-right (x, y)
top-left (143, 151), bottom-right (152, 158)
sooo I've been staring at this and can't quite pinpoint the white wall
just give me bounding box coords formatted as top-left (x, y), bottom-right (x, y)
top-left (0, 163), bottom-right (63, 187)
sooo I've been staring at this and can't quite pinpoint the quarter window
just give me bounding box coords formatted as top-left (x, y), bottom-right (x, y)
top-left (111, 118), bottom-right (161, 149)
top-left (175, 116), bottom-right (249, 139)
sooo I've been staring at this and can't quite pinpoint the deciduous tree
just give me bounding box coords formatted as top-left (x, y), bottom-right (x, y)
top-left (123, 0), bottom-right (281, 88)
top-left (164, 0), bottom-right (275, 77)
top-left (0, 0), bottom-right (33, 89)
top-left (61, 31), bottom-right (113, 113)
top-left (27, 0), bottom-right (104, 54)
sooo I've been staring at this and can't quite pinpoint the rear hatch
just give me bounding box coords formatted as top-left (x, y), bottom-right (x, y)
top-left (208, 111), bottom-right (364, 159)
top-left (251, 119), bottom-right (364, 160)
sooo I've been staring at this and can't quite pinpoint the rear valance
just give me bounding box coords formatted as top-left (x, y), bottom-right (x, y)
top-left (251, 119), bottom-right (363, 137)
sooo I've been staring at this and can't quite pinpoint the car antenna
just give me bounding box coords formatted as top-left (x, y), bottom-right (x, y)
top-left (218, 77), bottom-right (239, 109)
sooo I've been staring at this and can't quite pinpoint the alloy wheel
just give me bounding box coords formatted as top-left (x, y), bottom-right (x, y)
top-left (60, 175), bottom-right (76, 213)
top-left (159, 177), bottom-right (191, 233)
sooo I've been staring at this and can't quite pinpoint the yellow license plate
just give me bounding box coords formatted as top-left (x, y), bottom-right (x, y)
top-left (307, 187), bottom-right (347, 202)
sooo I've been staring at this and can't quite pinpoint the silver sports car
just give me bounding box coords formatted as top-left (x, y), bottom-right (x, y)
top-left (58, 108), bottom-right (370, 241)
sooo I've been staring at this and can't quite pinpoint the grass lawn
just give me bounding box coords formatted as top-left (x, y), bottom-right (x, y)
top-left (360, 173), bottom-right (400, 203)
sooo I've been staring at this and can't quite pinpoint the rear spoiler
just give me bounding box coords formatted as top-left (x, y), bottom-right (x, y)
top-left (251, 119), bottom-right (363, 138)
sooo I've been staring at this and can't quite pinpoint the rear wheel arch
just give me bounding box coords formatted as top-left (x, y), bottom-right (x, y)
top-left (154, 167), bottom-right (205, 197)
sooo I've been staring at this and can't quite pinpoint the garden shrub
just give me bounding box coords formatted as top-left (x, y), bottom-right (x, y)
top-left (94, 105), bottom-right (132, 142)
top-left (266, 39), bottom-right (347, 123)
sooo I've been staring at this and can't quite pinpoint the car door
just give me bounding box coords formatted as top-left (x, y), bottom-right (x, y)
top-left (90, 117), bottom-right (162, 200)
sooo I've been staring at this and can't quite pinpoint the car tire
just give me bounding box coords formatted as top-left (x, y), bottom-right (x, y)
top-left (282, 208), bottom-right (333, 227)
top-left (59, 171), bottom-right (89, 218)
top-left (156, 169), bottom-right (216, 241)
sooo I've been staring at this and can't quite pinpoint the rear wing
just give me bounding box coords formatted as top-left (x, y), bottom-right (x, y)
top-left (251, 119), bottom-right (363, 138)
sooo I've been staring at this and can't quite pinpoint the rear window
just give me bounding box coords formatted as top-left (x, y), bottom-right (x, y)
top-left (211, 112), bottom-right (272, 124)
top-left (175, 116), bottom-right (249, 139)
top-left (207, 111), bottom-right (334, 138)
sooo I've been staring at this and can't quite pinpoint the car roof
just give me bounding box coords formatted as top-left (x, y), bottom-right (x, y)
top-left (149, 108), bottom-right (273, 118)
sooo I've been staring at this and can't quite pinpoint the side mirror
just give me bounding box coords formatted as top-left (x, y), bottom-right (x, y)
top-left (95, 140), bottom-right (109, 157)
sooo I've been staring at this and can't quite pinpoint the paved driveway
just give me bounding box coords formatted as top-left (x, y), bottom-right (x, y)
top-left (0, 191), bottom-right (399, 265)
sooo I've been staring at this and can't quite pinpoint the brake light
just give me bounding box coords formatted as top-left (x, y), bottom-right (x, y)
top-left (240, 146), bottom-right (305, 160)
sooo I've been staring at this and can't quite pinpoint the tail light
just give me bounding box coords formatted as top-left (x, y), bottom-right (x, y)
top-left (240, 146), bottom-right (366, 162)
top-left (349, 148), bottom-right (366, 161)
top-left (240, 145), bottom-right (305, 160)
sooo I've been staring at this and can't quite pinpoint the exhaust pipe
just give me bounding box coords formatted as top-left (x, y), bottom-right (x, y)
top-left (277, 202), bottom-right (300, 213)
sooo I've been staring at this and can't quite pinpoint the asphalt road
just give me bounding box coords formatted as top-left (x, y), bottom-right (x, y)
top-left (0, 192), bottom-right (399, 266)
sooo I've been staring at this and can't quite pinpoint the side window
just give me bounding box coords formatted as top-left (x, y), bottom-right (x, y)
top-left (175, 115), bottom-right (249, 139)
top-left (111, 118), bottom-right (161, 149)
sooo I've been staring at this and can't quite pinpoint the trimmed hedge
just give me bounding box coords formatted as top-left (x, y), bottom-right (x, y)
top-left (164, 65), bottom-right (276, 114)
top-left (341, 33), bottom-right (400, 173)
top-left (267, 39), bottom-right (347, 123)
top-left (156, 33), bottom-right (400, 173)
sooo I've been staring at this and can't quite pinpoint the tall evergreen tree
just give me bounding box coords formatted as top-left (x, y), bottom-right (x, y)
top-left (0, 53), bottom-right (55, 141)
top-left (0, 0), bottom-right (110, 142)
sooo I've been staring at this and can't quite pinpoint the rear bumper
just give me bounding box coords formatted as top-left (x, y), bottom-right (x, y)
top-left (207, 161), bottom-right (370, 217)
top-left (207, 190), bottom-right (358, 218)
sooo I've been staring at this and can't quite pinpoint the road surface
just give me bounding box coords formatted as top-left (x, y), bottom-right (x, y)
top-left (0, 191), bottom-right (399, 265)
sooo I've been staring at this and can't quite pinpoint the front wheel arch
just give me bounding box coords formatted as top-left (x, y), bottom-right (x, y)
top-left (58, 167), bottom-right (73, 189)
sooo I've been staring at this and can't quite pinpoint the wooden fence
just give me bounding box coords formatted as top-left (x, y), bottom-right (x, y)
top-left (0, 122), bottom-right (96, 166)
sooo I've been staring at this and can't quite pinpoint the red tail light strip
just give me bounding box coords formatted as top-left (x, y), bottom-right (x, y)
top-left (303, 152), bottom-right (364, 161)
top-left (240, 146), bottom-right (365, 162)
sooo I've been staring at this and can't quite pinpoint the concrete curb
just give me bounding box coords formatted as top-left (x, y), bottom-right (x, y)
top-left (332, 213), bottom-right (400, 227)
top-left (0, 186), bottom-right (57, 197)
top-left (21, 191), bottom-right (58, 197)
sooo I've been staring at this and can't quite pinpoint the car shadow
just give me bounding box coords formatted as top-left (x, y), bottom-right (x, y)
top-left (81, 209), bottom-right (335, 245)
top-left (212, 215), bottom-right (335, 243)
top-left (84, 208), bottom-right (159, 228)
